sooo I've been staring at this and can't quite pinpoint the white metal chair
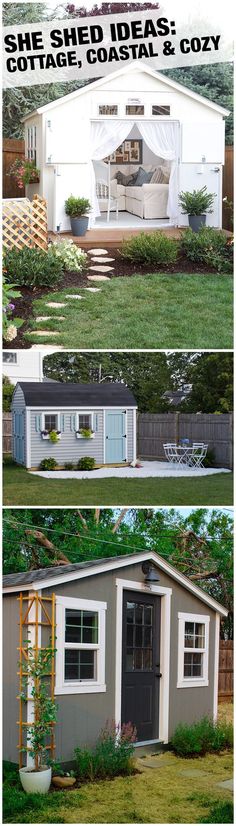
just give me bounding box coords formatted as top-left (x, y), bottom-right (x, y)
top-left (163, 443), bottom-right (182, 464)
top-left (95, 180), bottom-right (119, 222)
top-left (189, 443), bottom-right (208, 468)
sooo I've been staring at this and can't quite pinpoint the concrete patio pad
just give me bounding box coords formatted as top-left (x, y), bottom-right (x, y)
top-left (30, 461), bottom-right (230, 480)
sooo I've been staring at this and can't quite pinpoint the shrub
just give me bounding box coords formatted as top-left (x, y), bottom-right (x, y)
top-left (121, 231), bottom-right (178, 265)
top-left (3, 376), bottom-right (14, 412)
top-left (64, 462), bottom-right (75, 470)
top-left (200, 800), bottom-right (234, 823)
top-left (65, 196), bottom-right (91, 217)
top-left (77, 456), bottom-right (96, 470)
top-left (180, 228), bottom-right (233, 273)
top-left (51, 239), bottom-right (87, 272)
top-left (202, 448), bottom-right (215, 468)
top-left (75, 720), bottom-right (136, 781)
top-left (79, 428), bottom-right (94, 438)
top-left (171, 717), bottom-right (233, 758)
top-left (3, 246), bottom-right (63, 287)
top-left (49, 429), bottom-right (61, 443)
top-left (179, 187), bottom-right (215, 215)
top-left (39, 458), bottom-right (58, 470)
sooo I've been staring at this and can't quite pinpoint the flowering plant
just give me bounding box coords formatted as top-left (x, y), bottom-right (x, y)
top-left (2, 276), bottom-right (23, 342)
top-left (8, 158), bottom-right (40, 189)
top-left (50, 239), bottom-right (87, 273)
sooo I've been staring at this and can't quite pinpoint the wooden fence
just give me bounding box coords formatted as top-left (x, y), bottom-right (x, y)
top-left (3, 413), bottom-right (12, 454)
top-left (137, 413), bottom-right (233, 469)
top-left (3, 138), bottom-right (26, 198)
top-left (223, 145), bottom-right (233, 230)
top-left (2, 194), bottom-right (48, 251)
top-left (218, 640), bottom-right (233, 702)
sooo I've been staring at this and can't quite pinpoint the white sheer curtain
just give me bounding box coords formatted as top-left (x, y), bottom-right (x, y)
top-left (90, 120), bottom-right (133, 221)
top-left (137, 121), bottom-right (179, 221)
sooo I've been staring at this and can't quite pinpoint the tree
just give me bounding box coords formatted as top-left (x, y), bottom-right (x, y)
top-left (2, 376), bottom-right (14, 412)
top-left (163, 63), bottom-right (233, 145)
top-left (3, 508), bottom-right (233, 637)
top-left (167, 352), bottom-right (233, 413)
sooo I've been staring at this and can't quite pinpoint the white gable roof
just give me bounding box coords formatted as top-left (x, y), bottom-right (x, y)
top-left (22, 62), bottom-right (229, 121)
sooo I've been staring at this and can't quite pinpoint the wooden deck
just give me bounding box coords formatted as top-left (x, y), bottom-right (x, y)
top-left (49, 227), bottom-right (231, 249)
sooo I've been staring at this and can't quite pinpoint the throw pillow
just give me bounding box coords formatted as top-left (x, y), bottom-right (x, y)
top-left (134, 167), bottom-right (153, 187)
top-left (114, 170), bottom-right (136, 186)
top-left (150, 166), bottom-right (165, 184)
top-left (160, 164), bottom-right (170, 183)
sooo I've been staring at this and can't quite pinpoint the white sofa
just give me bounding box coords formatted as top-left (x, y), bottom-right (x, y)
top-left (109, 164), bottom-right (170, 219)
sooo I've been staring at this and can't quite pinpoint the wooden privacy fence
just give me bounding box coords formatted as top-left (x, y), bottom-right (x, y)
top-left (218, 640), bottom-right (233, 702)
top-left (3, 413), bottom-right (12, 453)
top-left (2, 194), bottom-right (48, 251)
top-left (137, 413), bottom-right (233, 468)
top-left (3, 138), bottom-right (25, 198)
top-left (222, 145), bottom-right (233, 231)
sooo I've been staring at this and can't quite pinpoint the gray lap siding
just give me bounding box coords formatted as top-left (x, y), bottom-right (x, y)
top-left (30, 410), bottom-right (104, 467)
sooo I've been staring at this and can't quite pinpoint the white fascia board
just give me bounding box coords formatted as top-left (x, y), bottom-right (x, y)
top-left (21, 62), bottom-right (229, 120)
top-left (27, 405), bottom-right (137, 410)
top-left (3, 550), bottom-right (228, 617)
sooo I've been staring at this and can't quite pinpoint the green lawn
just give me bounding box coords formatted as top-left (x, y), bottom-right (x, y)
top-left (3, 751), bottom-right (233, 823)
top-left (24, 273), bottom-right (233, 349)
top-left (3, 466), bottom-right (233, 506)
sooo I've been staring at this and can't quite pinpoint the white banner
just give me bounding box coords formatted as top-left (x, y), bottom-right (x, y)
top-left (2, 2), bottom-right (234, 89)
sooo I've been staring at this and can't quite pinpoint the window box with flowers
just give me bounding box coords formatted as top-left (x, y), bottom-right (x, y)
top-left (76, 429), bottom-right (95, 440)
top-left (8, 158), bottom-right (40, 190)
top-left (41, 430), bottom-right (61, 442)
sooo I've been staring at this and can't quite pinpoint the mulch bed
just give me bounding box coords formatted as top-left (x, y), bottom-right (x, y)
top-left (3, 247), bottom-right (223, 349)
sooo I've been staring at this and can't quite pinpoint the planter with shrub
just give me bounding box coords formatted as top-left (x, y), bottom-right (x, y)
top-left (8, 158), bottom-right (40, 188)
top-left (75, 720), bottom-right (137, 782)
top-left (65, 196), bottom-right (91, 236)
top-left (49, 430), bottom-right (61, 443)
top-left (77, 456), bottom-right (96, 471)
top-left (121, 231), bottom-right (178, 265)
top-left (179, 187), bottom-right (216, 232)
top-left (180, 227), bottom-right (233, 273)
top-left (171, 716), bottom-right (233, 758)
top-left (76, 428), bottom-right (95, 439)
top-left (3, 246), bottom-right (63, 288)
top-left (19, 644), bottom-right (57, 794)
top-left (39, 458), bottom-right (59, 471)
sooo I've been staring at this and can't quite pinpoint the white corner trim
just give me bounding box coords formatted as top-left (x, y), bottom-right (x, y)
top-left (133, 408), bottom-right (137, 462)
top-left (177, 612), bottom-right (210, 689)
top-left (213, 613), bottom-right (220, 721)
top-left (55, 595), bottom-right (107, 696)
top-left (115, 578), bottom-right (172, 744)
top-left (26, 409), bottom-right (31, 468)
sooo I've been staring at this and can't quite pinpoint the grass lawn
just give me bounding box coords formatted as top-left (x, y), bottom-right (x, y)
top-left (3, 465), bottom-right (233, 506)
top-left (3, 751), bottom-right (233, 823)
top-left (24, 273), bottom-right (233, 349)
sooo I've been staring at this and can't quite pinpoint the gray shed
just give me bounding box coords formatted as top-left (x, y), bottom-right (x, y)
top-left (3, 551), bottom-right (227, 765)
top-left (11, 382), bottom-right (137, 468)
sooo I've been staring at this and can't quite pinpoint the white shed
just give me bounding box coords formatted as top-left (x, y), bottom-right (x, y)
top-left (23, 63), bottom-right (229, 232)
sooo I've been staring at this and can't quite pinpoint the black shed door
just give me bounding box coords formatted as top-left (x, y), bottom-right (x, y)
top-left (121, 590), bottom-right (161, 741)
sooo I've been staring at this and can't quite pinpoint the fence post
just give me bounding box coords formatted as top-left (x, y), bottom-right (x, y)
top-left (175, 411), bottom-right (180, 444)
top-left (229, 413), bottom-right (233, 470)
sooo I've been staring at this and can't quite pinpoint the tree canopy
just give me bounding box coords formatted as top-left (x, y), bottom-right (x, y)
top-left (3, 508), bottom-right (233, 638)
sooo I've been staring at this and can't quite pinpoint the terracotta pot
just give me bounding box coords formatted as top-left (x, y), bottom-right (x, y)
top-left (52, 775), bottom-right (76, 788)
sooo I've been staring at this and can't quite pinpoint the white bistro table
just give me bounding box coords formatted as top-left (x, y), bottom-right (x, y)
top-left (163, 443), bottom-right (208, 468)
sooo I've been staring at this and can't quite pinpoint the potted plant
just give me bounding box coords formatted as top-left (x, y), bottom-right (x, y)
top-left (48, 430), bottom-right (61, 443)
top-left (179, 186), bottom-right (216, 232)
top-left (8, 158), bottom-right (40, 190)
top-left (65, 196), bottom-right (91, 236)
top-left (19, 644), bottom-right (57, 794)
top-left (76, 428), bottom-right (95, 439)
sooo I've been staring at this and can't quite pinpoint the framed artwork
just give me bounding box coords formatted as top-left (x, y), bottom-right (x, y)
top-left (104, 139), bottom-right (143, 165)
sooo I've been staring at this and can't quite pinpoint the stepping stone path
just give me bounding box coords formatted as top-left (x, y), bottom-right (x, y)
top-left (91, 256), bottom-right (115, 263)
top-left (87, 275), bottom-right (110, 282)
top-left (89, 265), bottom-right (114, 272)
top-left (46, 302), bottom-right (66, 308)
top-left (84, 287), bottom-right (101, 292)
top-left (87, 248), bottom-right (108, 255)
top-left (65, 294), bottom-right (84, 299)
top-left (28, 330), bottom-right (60, 337)
top-left (35, 316), bottom-right (65, 322)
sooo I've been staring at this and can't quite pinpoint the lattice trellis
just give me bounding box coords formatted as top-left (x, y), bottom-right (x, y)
top-left (17, 592), bottom-right (56, 768)
top-left (3, 194), bottom-right (48, 251)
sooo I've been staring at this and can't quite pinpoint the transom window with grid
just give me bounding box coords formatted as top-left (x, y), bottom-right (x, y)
top-left (55, 596), bottom-right (106, 695)
top-left (126, 601), bottom-right (153, 672)
top-left (126, 105), bottom-right (144, 115)
top-left (78, 413), bottom-right (92, 430)
top-left (44, 414), bottom-right (58, 432)
top-left (27, 126), bottom-right (37, 163)
top-left (177, 613), bottom-right (209, 688)
top-left (99, 105), bottom-right (118, 115)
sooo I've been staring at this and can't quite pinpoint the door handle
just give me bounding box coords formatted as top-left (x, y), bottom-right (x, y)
top-left (106, 436), bottom-right (108, 439)
top-left (211, 167), bottom-right (220, 172)
top-left (156, 673), bottom-right (162, 678)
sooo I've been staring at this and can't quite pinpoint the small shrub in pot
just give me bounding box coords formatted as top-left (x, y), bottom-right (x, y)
top-left (19, 644), bottom-right (57, 794)
top-left (65, 196), bottom-right (91, 237)
top-left (179, 186), bottom-right (216, 232)
top-left (77, 456), bottom-right (96, 470)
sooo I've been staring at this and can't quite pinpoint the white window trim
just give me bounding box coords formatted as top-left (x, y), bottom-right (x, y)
top-left (177, 612), bottom-right (210, 689)
top-left (42, 412), bottom-right (60, 431)
top-left (115, 578), bottom-right (172, 744)
top-left (76, 411), bottom-right (93, 431)
top-left (55, 595), bottom-right (107, 695)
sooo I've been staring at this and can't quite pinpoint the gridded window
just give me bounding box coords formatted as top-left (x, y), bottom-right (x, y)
top-left (3, 353), bottom-right (17, 363)
top-left (126, 105), bottom-right (144, 115)
top-left (78, 414), bottom-right (92, 430)
top-left (65, 649), bottom-right (96, 681)
top-left (65, 609), bottom-right (98, 644)
top-left (64, 607), bottom-right (99, 683)
top-left (177, 613), bottom-right (209, 688)
top-left (55, 597), bottom-right (106, 695)
top-left (27, 126), bottom-right (37, 162)
top-left (99, 105), bottom-right (118, 115)
top-left (126, 601), bottom-right (153, 672)
top-left (44, 414), bottom-right (58, 432)
top-left (152, 105), bottom-right (170, 116)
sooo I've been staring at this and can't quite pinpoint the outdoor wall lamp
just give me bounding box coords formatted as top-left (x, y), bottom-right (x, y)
top-left (142, 561), bottom-right (160, 583)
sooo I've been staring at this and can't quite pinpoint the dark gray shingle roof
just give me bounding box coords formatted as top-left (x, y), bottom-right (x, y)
top-left (3, 554), bottom-right (136, 588)
top-left (16, 382), bottom-right (137, 407)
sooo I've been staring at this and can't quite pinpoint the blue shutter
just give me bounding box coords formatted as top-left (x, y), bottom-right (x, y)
top-left (94, 414), bottom-right (98, 432)
top-left (60, 414), bottom-right (65, 433)
top-left (70, 414), bottom-right (76, 432)
top-left (35, 415), bottom-right (41, 432)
